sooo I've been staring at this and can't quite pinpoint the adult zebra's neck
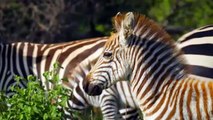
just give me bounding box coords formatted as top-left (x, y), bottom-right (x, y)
top-left (128, 36), bottom-right (187, 110)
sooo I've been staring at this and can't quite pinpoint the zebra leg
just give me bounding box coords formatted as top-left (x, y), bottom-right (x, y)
top-left (99, 92), bottom-right (123, 120)
top-left (63, 85), bottom-right (89, 120)
top-left (119, 108), bottom-right (141, 120)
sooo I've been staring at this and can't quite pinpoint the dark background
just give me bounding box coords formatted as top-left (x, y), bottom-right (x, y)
top-left (0, 0), bottom-right (212, 43)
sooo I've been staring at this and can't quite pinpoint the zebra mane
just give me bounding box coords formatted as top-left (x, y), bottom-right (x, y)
top-left (112, 12), bottom-right (173, 46)
top-left (112, 12), bottom-right (189, 76)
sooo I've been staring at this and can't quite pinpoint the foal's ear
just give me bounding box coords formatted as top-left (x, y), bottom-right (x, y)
top-left (119, 12), bottom-right (135, 46)
top-left (123, 12), bottom-right (135, 31)
top-left (113, 12), bottom-right (122, 32)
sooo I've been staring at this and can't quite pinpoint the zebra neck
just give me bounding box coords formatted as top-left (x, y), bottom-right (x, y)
top-left (130, 39), bottom-right (186, 88)
top-left (128, 39), bottom-right (186, 112)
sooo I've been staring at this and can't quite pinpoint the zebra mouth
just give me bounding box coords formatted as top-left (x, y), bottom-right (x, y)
top-left (84, 82), bottom-right (103, 96)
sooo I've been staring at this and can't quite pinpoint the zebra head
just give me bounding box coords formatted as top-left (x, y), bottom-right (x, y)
top-left (83, 12), bottom-right (139, 95)
top-left (83, 12), bottom-right (185, 96)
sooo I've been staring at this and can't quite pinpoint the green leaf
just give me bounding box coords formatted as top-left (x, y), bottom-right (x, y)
top-left (0, 63), bottom-right (70, 119)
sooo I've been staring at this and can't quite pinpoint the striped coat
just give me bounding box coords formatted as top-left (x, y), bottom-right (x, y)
top-left (177, 25), bottom-right (213, 80)
top-left (0, 37), bottom-right (106, 94)
top-left (83, 12), bottom-right (213, 120)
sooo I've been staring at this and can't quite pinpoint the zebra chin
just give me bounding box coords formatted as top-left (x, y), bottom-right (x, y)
top-left (83, 80), bottom-right (104, 96)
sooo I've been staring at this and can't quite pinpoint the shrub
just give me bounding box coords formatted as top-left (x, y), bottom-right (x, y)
top-left (0, 63), bottom-right (70, 120)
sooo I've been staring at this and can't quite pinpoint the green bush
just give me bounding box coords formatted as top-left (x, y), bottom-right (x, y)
top-left (0, 62), bottom-right (104, 120)
top-left (0, 63), bottom-right (70, 120)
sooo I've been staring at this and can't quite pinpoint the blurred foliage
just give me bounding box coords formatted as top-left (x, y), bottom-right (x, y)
top-left (0, 62), bottom-right (103, 119)
top-left (0, 63), bottom-right (70, 119)
top-left (71, 107), bottom-right (103, 120)
top-left (149, 0), bottom-right (212, 38)
top-left (0, 0), bottom-right (212, 43)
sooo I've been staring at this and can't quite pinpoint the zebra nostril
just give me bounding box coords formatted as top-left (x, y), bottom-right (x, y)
top-left (83, 74), bottom-right (103, 95)
top-left (92, 85), bottom-right (103, 95)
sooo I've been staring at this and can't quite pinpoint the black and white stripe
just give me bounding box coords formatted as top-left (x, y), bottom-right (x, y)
top-left (0, 37), bottom-right (106, 95)
top-left (178, 25), bottom-right (213, 80)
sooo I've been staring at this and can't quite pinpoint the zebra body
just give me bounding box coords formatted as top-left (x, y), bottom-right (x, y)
top-left (0, 37), bottom-right (140, 119)
top-left (83, 12), bottom-right (213, 119)
top-left (0, 37), bottom-right (106, 94)
top-left (177, 25), bottom-right (213, 80)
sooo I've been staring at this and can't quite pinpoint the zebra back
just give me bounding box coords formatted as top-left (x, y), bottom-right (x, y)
top-left (177, 25), bottom-right (213, 80)
top-left (0, 37), bottom-right (107, 95)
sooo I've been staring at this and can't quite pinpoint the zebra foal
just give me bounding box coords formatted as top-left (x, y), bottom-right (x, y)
top-left (68, 25), bottom-right (213, 119)
top-left (83, 12), bottom-right (213, 120)
top-left (65, 25), bottom-right (213, 119)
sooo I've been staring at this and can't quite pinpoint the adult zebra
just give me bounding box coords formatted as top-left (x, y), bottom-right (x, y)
top-left (0, 37), bottom-right (140, 119)
top-left (177, 25), bottom-right (213, 80)
top-left (0, 37), bottom-right (106, 94)
top-left (83, 12), bottom-right (213, 119)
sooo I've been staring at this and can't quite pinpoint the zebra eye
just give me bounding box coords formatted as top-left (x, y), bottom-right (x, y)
top-left (103, 51), bottom-right (112, 59)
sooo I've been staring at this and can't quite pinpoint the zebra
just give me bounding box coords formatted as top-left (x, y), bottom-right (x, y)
top-left (0, 37), bottom-right (141, 119)
top-left (67, 25), bottom-right (213, 119)
top-left (83, 12), bottom-right (213, 119)
top-left (64, 25), bottom-right (213, 119)
top-left (177, 25), bottom-right (213, 80)
top-left (0, 37), bottom-right (106, 95)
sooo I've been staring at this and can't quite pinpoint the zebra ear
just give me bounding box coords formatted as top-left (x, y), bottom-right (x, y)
top-left (119, 12), bottom-right (135, 46)
top-left (114, 12), bottom-right (122, 32)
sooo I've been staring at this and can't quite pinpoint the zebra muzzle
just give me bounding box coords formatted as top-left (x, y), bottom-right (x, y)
top-left (83, 80), bottom-right (103, 96)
